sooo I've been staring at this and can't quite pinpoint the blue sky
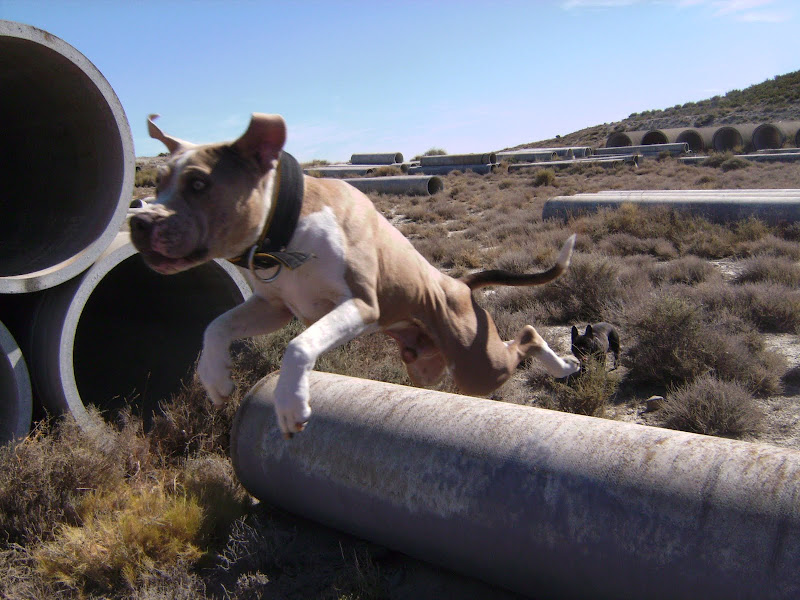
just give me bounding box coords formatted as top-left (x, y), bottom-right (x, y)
top-left (1, 0), bottom-right (797, 162)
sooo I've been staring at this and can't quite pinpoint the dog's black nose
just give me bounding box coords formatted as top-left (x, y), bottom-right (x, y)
top-left (129, 213), bottom-right (152, 237)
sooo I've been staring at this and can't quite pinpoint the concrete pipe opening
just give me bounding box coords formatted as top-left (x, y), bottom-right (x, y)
top-left (712, 126), bottom-right (743, 152)
top-left (4, 234), bottom-right (250, 429)
top-left (605, 131), bottom-right (633, 147)
top-left (676, 129), bottom-right (705, 152)
top-left (0, 320), bottom-right (32, 444)
top-left (752, 123), bottom-right (785, 150)
top-left (642, 130), bottom-right (668, 145)
top-left (0, 21), bottom-right (134, 294)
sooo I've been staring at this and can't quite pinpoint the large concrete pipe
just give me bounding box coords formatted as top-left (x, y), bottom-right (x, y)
top-left (752, 121), bottom-right (800, 150)
top-left (419, 152), bottom-right (497, 166)
top-left (408, 164), bottom-right (498, 175)
top-left (542, 190), bottom-right (800, 225)
top-left (0, 320), bottom-right (32, 445)
top-left (676, 127), bottom-right (715, 152)
top-left (594, 142), bottom-right (688, 157)
top-left (605, 130), bottom-right (646, 147)
top-left (350, 152), bottom-right (404, 165)
top-left (641, 127), bottom-right (702, 147)
top-left (0, 233), bottom-right (250, 429)
top-left (712, 123), bottom-right (758, 152)
top-left (232, 372), bottom-right (800, 600)
top-left (0, 21), bottom-right (134, 294)
top-left (345, 175), bottom-right (443, 196)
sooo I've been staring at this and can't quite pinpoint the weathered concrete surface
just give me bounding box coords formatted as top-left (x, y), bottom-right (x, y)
top-left (232, 372), bottom-right (800, 600)
top-left (0, 20), bottom-right (133, 293)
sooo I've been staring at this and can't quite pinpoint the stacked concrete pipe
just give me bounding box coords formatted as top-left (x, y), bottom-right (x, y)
top-left (0, 21), bottom-right (134, 294)
top-left (232, 372), bottom-right (800, 600)
top-left (0, 233), bottom-right (251, 429)
top-left (0, 320), bottom-right (32, 444)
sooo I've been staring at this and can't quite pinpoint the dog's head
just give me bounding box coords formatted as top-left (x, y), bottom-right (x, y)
top-left (570, 324), bottom-right (603, 363)
top-left (129, 114), bottom-right (286, 274)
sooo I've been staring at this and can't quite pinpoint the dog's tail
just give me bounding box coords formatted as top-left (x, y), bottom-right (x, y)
top-left (460, 234), bottom-right (576, 290)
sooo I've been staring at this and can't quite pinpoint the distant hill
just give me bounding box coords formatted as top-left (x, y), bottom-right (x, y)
top-left (512, 70), bottom-right (800, 150)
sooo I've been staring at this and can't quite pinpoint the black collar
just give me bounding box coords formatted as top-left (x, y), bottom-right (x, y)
top-left (229, 151), bottom-right (311, 275)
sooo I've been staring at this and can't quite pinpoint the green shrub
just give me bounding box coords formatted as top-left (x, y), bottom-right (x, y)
top-left (538, 357), bottom-right (618, 416)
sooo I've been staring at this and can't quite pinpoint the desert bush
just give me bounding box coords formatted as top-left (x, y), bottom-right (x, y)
top-left (530, 253), bottom-right (633, 323)
top-left (532, 169), bottom-right (556, 187)
top-left (659, 374), bottom-right (763, 438)
top-left (733, 254), bottom-right (800, 287)
top-left (720, 156), bottom-right (751, 172)
top-left (687, 281), bottom-right (800, 334)
top-left (649, 256), bottom-right (720, 285)
top-left (597, 233), bottom-right (678, 259)
top-left (624, 292), bottom-right (784, 394)
top-left (534, 357), bottom-right (618, 416)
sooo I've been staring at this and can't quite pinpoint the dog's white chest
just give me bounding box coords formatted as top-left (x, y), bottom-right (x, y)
top-left (247, 206), bottom-right (352, 323)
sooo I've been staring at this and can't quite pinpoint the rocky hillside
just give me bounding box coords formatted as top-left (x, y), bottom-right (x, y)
top-left (513, 69), bottom-right (800, 150)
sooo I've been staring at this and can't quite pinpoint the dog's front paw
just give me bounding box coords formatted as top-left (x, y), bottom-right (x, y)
top-left (197, 348), bottom-right (234, 407)
top-left (274, 397), bottom-right (312, 439)
top-left (561, 355), bottom-right (581, 377)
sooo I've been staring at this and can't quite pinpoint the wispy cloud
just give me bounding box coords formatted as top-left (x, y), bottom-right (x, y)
top-left (561, 0), bottom-right (639, 9)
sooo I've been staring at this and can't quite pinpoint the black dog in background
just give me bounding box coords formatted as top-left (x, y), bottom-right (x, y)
top-left (571, 323), bottom-right (620, 370)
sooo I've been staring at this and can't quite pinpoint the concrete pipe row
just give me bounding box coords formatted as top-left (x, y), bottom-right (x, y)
top-left (419, 152), bottom-right (497, 166)
top-left (0, 20), bottom-right (134, 294)
top-left (0, 320), bottom-right (32, 444)
top-left (0, 22), bottom-right (253, 441)
top-left (680, 152), bottom-right (800, 165)
top-left (232, 372), bottom-right (800, 600)
top-left (508, 155), bottom-right (640, 172)
top-left (542, 189), bottom-right (800, 225)
top-left (496, 149), bottom-right (559, 162)
top-left (345, 175), bottom-right (443, 196)
top-left (594, 142), bottom-right (689, 157)
top-left (608, 122), bottom-right (800, 153)
top-left (349, 152), bottom-right (404, 165)
top-left (0, 233), bottom-right (251, 431)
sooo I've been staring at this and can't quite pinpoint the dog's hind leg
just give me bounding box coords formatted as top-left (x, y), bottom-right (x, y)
top-left (511, 325), bottom-right (581, 378)
top-left (274, 298), bottom-right (379, 438)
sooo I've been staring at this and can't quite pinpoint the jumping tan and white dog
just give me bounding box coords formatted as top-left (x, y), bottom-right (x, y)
top-left (130, 114), bottom-right (580, 438)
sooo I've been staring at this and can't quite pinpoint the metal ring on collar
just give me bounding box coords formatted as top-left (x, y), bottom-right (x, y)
top-left (247, 245), bottom-right (282, 283)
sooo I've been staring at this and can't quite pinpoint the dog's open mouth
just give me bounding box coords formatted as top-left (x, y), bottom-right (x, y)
top-left (139, 246), bottom-right (209, 274)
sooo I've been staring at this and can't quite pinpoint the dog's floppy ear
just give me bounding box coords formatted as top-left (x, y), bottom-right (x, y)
top-left (585, 324), bottom-right (593, 337)
top-left (571, 326), bottom-right (579, 341)
top-left (233, 113), bottom-right (287, 172)
top-left (147, 114), bottom-right (195, 154)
